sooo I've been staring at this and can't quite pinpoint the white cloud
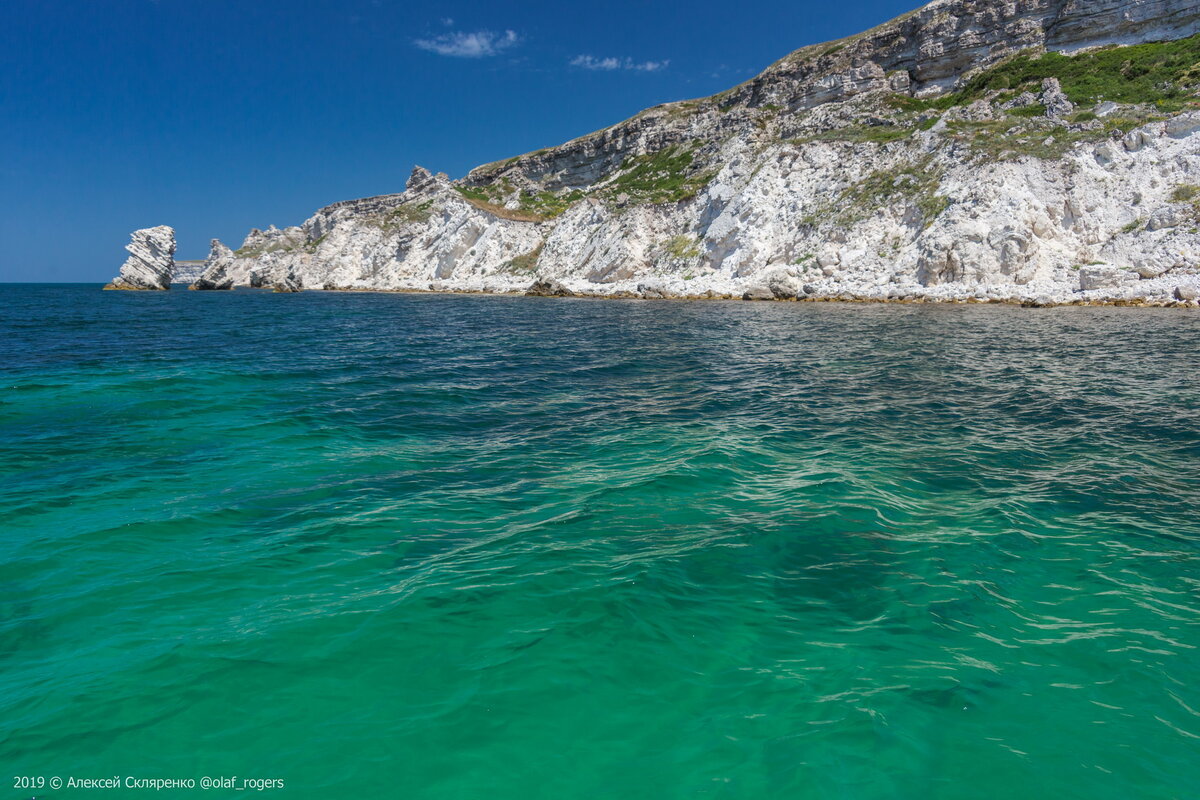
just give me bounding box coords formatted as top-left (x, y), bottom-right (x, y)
top-left (415, 29), bottom-right (520, 58)
top-left (570, 55), bottom-right (669, 72)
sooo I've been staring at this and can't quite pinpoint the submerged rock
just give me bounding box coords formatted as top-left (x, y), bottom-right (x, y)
top-left (105, 226), bottom-right (175, 291)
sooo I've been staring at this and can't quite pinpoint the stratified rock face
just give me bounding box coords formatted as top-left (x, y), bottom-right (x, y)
top-left (106, 226), bottom-right (175, 291)
top-left (192, 0), bottom-right (1200, 305)
top-left (190, 240), bottom-right (236, 290)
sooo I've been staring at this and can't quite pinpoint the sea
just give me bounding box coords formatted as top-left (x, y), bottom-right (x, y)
top-left (1, 284), bottom-right (1198, 799)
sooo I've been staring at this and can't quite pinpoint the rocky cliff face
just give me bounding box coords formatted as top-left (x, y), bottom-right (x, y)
top-left (106, 226), bottom-right (176, 291)
top-left (193, 0), bottom-right (1200, 305)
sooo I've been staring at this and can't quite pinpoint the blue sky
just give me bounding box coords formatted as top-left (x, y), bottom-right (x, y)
top-left (1, 0), bottom-right (918, 281)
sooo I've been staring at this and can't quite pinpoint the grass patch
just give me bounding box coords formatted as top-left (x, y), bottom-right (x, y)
top-left (368, 201), bottom-right (435, 231)
top-left (805, 159), bottom-right (949, 229)
top-left (790, 124), bottom-right (912, 145)
top-left (458, 182), bottom-right (585, 221)
top-left (661, 235), bottom-right (701, 259)
top-left (1009, 103), bottom-right (1046, 118)
top-left (891, 34), bottom-right (1200, 111)
top-left (457, 184), bottom-right (506, 204)
top-left (947, 110), bottom-right (1163, 161)
top-left (606, 146), bottom-right (716, 205)
top-left (503, 244), bottom-right (543, 273)
top-left (517, 190), bottom-right (585, 219)
top-left (1171, 184), bottom-right (1200, 203)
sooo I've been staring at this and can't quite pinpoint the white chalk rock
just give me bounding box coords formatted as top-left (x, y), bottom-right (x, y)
top-left (106, 226), bottom-right (175, 291)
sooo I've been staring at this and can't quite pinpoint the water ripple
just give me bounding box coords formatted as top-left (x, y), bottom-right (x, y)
top-left (0, 287), bottom-right (1198, 798)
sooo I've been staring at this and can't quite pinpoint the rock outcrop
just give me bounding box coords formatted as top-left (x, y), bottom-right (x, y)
top-left (106, 226), bottom-right (175, 291)
top-left (526, 279), bottom-right (575, 297)
top-left (184, 0), bottom-right (1200, 306)
top-left (190, 240), bottom-right (237, 290)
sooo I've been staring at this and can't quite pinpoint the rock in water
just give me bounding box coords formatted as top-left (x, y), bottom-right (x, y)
top-left (272, 271), bottom-right (302, 293)
top-left (743, 286), bottom-right (776, 301)
top-left (105, 226), bottom-right (175, 291)
top-left (526, 279), bottom-right (575, 297)
top-left (190, 240), bottom-right (236, 290)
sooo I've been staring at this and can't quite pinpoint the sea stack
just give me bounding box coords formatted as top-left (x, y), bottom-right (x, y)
top-left (105, 226), bottom-right (176, 291)
top-left (190, 239), bottom-right (236, 290)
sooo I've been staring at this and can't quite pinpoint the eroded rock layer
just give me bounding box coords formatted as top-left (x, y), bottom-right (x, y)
top-left (106, 226), bottom-right (176, 291)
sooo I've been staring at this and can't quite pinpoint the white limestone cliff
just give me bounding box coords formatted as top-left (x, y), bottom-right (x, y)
top-left (191, 0), bottom-right (1200, 306)
top-left (106, 226), bottom-right (176, 291)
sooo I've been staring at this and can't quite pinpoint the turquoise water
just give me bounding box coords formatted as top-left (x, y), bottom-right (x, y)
top-left (2, 285), bottom-right (1198, 799)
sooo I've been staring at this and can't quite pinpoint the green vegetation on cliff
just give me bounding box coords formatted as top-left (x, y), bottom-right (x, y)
top-left (605, 146), bottom-right (716, 205)
top-left (893, 33), bottom-right (1200, 112)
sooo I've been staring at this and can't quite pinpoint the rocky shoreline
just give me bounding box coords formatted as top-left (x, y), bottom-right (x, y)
top-left (199, 280), bottom-right (1200, 308)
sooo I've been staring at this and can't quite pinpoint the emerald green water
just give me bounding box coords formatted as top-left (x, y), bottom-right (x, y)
top-left (2, 285), bottom-right (1198, 798)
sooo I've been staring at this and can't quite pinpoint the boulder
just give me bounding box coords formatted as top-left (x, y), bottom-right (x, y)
top-left (1165, 112), bottom-right (1200, 139)
top-left (1147, 206), bottom-right (1190, 231)
top-left (768, 273), bottom-right (804, 299)
top-left (1135, 264), bottom-right (1169, 279)
top-left (1079, 265), bottom-right (1137, 291)
top-left (1123, 130), bottom-right (1150, 152)
top-left (526, 279), bottom-right (575, 297)
top-left (742, 286), bottom-right (776, 301)
top-left (1175, 285), bottom-right (1200, 301)
top-left (105, 226), bottom-right (175, 290)
top-left (1001, 92), bottom-right (1038, 111)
